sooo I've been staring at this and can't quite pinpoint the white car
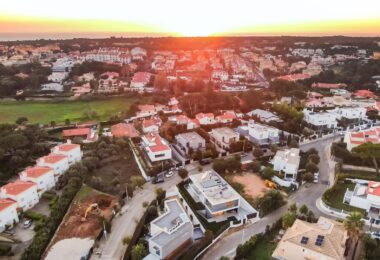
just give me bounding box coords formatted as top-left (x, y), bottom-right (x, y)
top-left (367, 231), bottom-right (380, 240)
top-left (313, 172), bottom-right (319, 183)
top-left (165, 171), bottom-right (174, 178)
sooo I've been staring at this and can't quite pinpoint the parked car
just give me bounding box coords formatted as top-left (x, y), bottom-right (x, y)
top-left (165, 171), bottom-right (174, 178)
top-left (23, 219), bottom-right (33, 229)
top-left (199, 158), bottom-right (212, 165)
top-left (151, 174), bottom-right (164, 184)
top-left (367, 231), bottom-right (380, 240)
top-left (240, 152), bottom-right (248, 158)
top-left (313, 172), bottom-right (319, 183)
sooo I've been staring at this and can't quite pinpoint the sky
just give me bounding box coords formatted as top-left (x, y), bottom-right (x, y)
top-left (1, 0), bottom-right (380, 39)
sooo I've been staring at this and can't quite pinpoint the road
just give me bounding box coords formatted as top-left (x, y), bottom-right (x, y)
top-left (201, 134), bottom-right (341, 260)
top-left (94, 175), bottom-right (181, 260)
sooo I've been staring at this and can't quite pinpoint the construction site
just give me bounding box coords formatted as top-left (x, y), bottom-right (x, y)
top-left (44, 185), bottom-right (118, 260)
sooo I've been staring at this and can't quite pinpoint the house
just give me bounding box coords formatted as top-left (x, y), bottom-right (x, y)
top-left (246, 109), bottom-right (282, 123)
top-left (131, 47), bottom-right (147, 61)
top-left (211, 70), bottom-right (229, 82)
top-left (216, 111), bottom-right (237, 124)
top-left (71, 83), bottom-right (92, 96)
top-left (175, 132), bottom-right (206, 154)
top-left (130, 72), bottom-right (152, 89)
top-left (136, 104), bottom-right (157, 118)
top-left (272, 217), bottom-right (347, 260)
top-left (312, 82), bottom-right (347, 90)
top-left (0, 181), bottom-right (39, 211)
top-left (344, 127), bottom-right (380, 151)
top-left (142, 118), bottom-right (162, 133)
top-left (303, 109), bottom-right (338, 130)
top-left (333, 106), bottom-right (367, 121)
top-left (168, 115), bottom-right (199, 130)
top-left (343, 180), bottom-right (380, 225)
top-left (276, 73), bottom-right (311, 82)
top-left (273, 148), bottom-right (300, 181)
top-left (237, 120), bottom-right (280, 146)
top-left (209, 127), bottom-right (239, 151)
top-left (0, 199), bottom-right (19, 232)
top-left (98, 72), bottom-right (120, 93)
top-left (62, 128), bottom-right (98, 143)
top-left (146, 199), bottom-right (193, 260)
top-left (36, 153), bottom-right (69, 178)
top-left (51, 141), bottom-right (82, 165)
top-left (19, 166), bottom-right (55, 194)
top-left (195, 113), bottom-right (216, 125)
top-left (354, 89), bottom-right (378, 99)
top-left (111, 123), bottom-right (139, 138)
top-left (187, 171), bottom-right (258, 222)
top-left (41, 82), bottom-right (64, 92)
top-left (141, 133), bottom-right (172, 162)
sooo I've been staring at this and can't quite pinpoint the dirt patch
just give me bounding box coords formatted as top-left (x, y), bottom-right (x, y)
top-left (45, 186), bottom-right (118, 257)
top-left (232, 173), bottom-right (269, 199)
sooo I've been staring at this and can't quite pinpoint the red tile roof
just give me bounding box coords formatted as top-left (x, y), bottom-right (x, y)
top-left (57, 143), bottom-right (80, 152)
top-left (143, 118), bottom-right (161, 128)
top-left (312, 83), bottom-right (347, 89)
top-left (40, 153), bottom-right (67, 164)
top-left (368, 181), bottom-right (380, 197)
top-left (22, 166), bottom-right (53, 179)
top-left (111, 123), bottom-right (139, 138)
top-left (131, 72), bottom-right (151, 84)
top-left (354, 90), bottom-right (378, 99)
top-left (196, 113), bottom-right (214, 119)
top-left (63, 128), bottom-right (90, 137)
top-left (277, 73), bottom-right (311, 81)
top-left (0, 199), bottom-right (17, 212)
top-left (2, 181), bottom-right (36, 196)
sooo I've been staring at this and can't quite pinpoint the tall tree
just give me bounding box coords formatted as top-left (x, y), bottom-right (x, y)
top-left (344, 211), bottom-right (364, 260)
top-left (352, 142), bottom-right (380, 174)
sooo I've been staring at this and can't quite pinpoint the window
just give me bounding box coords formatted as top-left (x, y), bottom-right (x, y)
top-left (155, 154), bottom-right (165, 158)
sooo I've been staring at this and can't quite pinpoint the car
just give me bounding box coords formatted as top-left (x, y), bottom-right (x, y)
top-left (367, 231), bottom-right (380, 240)
top-left (23, 219), bottom-right (33, 229)
top-left (151, 175), bottom-right (164, 184)
top-left (199, 158), bottom-right (212, 165)
top-left (240, 152), bottom-right (248, 158)
top-left (165, 171), bottom-right (174, 178)
top-left (313, 172), bottom-right (319, 183)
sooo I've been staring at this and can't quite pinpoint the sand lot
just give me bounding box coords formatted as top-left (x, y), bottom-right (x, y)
top-left (232, 173), bottom-right (269, 199)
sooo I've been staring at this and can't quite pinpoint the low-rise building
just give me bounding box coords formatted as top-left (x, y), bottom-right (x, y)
top-left (51, 141), bottom-right (82, 165)
top-left (237, 120), bottom-right (280, 146)
top-left (273, 148), bottom-right (300, 181)
top-left (333, 106), bottom-right (367, 121)
top-left (141, 133), bottom-right (172, 162)
top-left (136, 104), bottom-right (157, 118)
top-left (343, 180), bottom-right (380, 225)
top-left (146, 199), bottom-right (193, 260)
top-left (62, 128), bottom-right (98, 143)
top-left (216, 111), bottom-right (237, 124)
top-left (36, 153), bottom-right (69, 179)
top-left (209, 127), bottom-right (239, 151)
top-left (303, 109), bottom-right (338, 130)
top-left (0, 199), bottom-right (19, 232)
top-left (175, 132), bottom-right (206, 154)
top-left (246, 109), bottom-right (282, 123)
top-left (168, 115), bottom-right (199, 130)
top-left (195, 113), bottom-right (216, 125)
top-left (344, 127), bottom-right (380, 151)
top-left (19, 166), bottom-right (55, 195)
top-left (142, 118), bottom-right (162, 133)
top-left (272, 217), bottom-right (348, 260)
top-left (111, 123), bottom-right (139, 138)
top-left (130, 72), bottom-right (152, 89)
top-left (0, 181), bottom-right (39, 211)
top-left (41, 82), bottom-right (64, 92)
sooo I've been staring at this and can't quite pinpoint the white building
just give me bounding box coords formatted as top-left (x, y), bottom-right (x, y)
top-left (0, 181), bottom-right (39, 211)
top-left (41, 82), bottom-right (64, 92)
top-left (195, 113), bottom-right (216, 125)
top-left (36, 153), bottom-right (70, 179)
top-left (175, 132), bottom-right (206, 154)
top-left (344, 127), bottom-right (380, 151)
top-left (273, 148), bottom-right (300, 181)
top-left (0, 199), bottom-right (19, 232)
top-left (142, 118), bottom-right (162, 133)
top-left (237, 120), bottom-right (280, 146)
top-left (48, 72), bottom-right (68, 83)
top-left (51, 141), bottom-right (82, 165)
top-left (303, 109), bottom-right (338, 129)
top-left (146, 199), bottom-right (193, 260)
top-left (188, 171), bottom-right (258, 222)
top-left (209, 127), bottom-right (239, 151)
top-left (333, 106), bottom-right (367, 121)
top-left (19, 166), bottom-right (55, 195)
top-left (344, 180), bottom-right (380, 225)
top-left (141, 133), bottom-right (172, 162)
top-left (246, 109), bottom-right (282, 123)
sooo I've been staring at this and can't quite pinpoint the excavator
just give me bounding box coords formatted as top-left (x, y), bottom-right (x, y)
top-left (265, 180), bottom-right (278, 189)
top-left (81, 203), bottom-right (102, 222)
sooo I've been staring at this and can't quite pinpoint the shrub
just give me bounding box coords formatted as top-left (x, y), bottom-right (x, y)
top-left (123, 236), bottom-right (131, 245)
top-left (24, 211), bottom-right (47, 222)
top-left (142, 201), bottom-right (149, 208)
top-left (0, 244), bottom-right (12, 256)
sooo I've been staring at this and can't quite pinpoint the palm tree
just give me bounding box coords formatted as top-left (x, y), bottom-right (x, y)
top-left (343, 211), bottom-right (364, 260)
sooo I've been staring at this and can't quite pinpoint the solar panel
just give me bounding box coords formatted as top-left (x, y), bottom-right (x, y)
top-left (301, 236), bottom-right (309, 244)
top-left (315, 235), bottom-right (325, 246)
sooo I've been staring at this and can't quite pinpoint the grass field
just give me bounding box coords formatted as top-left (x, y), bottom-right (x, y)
top-left (0, 97), bottom-right (139, 124)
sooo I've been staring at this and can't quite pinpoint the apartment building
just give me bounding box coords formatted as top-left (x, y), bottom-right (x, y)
top-left (19, 166), bottom-right (55, 195)
top-left (0, 199), bottom-right (19, 232)
top-left (0, 181), bottom-right (39, 211)
top-left (51, 141), bottom-right (82, 165)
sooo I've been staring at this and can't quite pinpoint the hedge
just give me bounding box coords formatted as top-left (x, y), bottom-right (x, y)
top-left (24, 211), bottom-right (47, 222)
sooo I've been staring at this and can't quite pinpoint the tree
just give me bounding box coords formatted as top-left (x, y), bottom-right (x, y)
top-left (253, 147), bottom-right (263, 159)
top-left (65, 118), bottom-right (71, 125)
top-left (299, 204), bottom-right (309, 216)
top-left (262, 167), bottom-right (275, 180)
top-left (305, 162), bottom-right (319, 174)
top-left (50, 121), bottom-right (56, 127)
top-left (249, 160), bottom-right (261, 172)
top-left (308, 154), bottom-right (320, 164)
top-left (352, 142), bottom-right (380, 174)
top-left (257, 190), bottom-right (285, 216)
top-left (130, 176), bottom-right (145, 189)
top-left (303, 172), bottom-right (314, 183)
top-left (270, 144), bottom-right (278, 153)
top-left (178, 168), bottom-right (188, 180)
top-left (155, 188), bottom-right (166, 203)
top-left (289, 139), bottom-right (299, 148)
top-left (131, 243), bottom-right (147, 260)
top-left (344, 211), bottom-right (364, 260)
top-left (282, 211), bottom-right (297, 229)
top-left (15, 117), bottom-right (28, 125)
top-left (289, 203), bottom-right (297, 213)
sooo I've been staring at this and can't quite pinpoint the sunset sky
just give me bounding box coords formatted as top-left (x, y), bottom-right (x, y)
top-left (1, 0), bottom-right (380, 39)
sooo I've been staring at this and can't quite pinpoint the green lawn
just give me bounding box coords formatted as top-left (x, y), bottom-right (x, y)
top-left (0, 97), bottom-right (138, 124)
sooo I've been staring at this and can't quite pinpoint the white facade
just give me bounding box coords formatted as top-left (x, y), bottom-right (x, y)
top-left (147, 199), bottom-right (193, 259)
top-left (0, 181), bottom-right (39, 211)
top-left (41, 82), bottom-right (64, 92)
top-left (303, 109), bottom-right (338, 129)
top-left (19, 167), bottom-right (55, 195)
top-left (333, 106), bottom-right (367, 120)
top-left (141, 134), bottom-right (172, 162)
top-left (36, 154), bottom-right (70, 179)
top-left (195, 113), bottom-right (216, 125)
top-left (0, 199), bottom-right (19, 232)
top-left (209, 127), bottom-right (239, 151)
top-left (51, 141), bottom-right (82, 165)
top-left (175, 132), bottom-right (206, 154)
top-left (273, 148), bottom-right (300, 180)
top-left (242, 120), bottom-right (280, 146)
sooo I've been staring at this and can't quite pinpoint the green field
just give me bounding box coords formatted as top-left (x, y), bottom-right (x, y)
top-left (0, 97), bottom-right (138, 124)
